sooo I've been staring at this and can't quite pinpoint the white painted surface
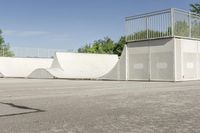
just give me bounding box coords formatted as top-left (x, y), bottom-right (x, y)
top-left (0, 57), bottom-right (53, 78)
top-left (181, 39), bottom-right (197, 53)
top-left (101, 47), bottom-right (127, 80)
top-left (186, 62), bottom-right (194, 69)
top-left (134, 64), bottom-right (144, 69)
top-left (156, 62), bottom-right (168, 69)
top-left (102, 38), bottom-right (174, 81)
top-left (0, 72), bottom-right (3, 78)
top-left (29, 52), bottom-right (118, 79)
top-left (179, 39), bottom-right (199, 80)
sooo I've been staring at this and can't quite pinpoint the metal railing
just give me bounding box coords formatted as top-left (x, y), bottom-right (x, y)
top-left (125, 8), bottom-right (200, 42)
top-left (0, 45), bottom-right (75, 58)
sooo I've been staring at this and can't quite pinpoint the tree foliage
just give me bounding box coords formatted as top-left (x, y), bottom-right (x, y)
top-left (78, 2), bottom-right (200, 56)
top-left (78, 36), bottom-right (126, 56)
top-left (113, 36), bottom-right (126, 56)
top-left (126, 28), bottom-right (172, 41)
top-left (174, 21), bottom-right (189, 37)
top-left (0, 29), bottom-right (14, 57)
top-left (190, 3), bottom-right (200, 14)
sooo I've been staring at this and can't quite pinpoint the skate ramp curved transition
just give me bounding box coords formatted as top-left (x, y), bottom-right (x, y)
top-left (0, 72), bottom-right (4, 78)
top-left (100, 46), bottom-right (127, 80)
top-left (29, 52), bottom-right (119, 79)
top-left (0, 57), bottom-right (53, 78)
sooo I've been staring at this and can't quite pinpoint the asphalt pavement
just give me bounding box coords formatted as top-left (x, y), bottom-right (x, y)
top-left (0, 78), bottom-right (200, 133)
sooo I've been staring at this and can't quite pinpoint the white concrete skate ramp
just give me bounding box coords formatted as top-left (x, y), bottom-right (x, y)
top-left (101, 46), bottom-right (126, 80)
top-left (29, 52), bottom-right (118, 79)
top-left (0, 72), bottom-right (4, 78)
top-left (0, 57), bottom-right (53, 78)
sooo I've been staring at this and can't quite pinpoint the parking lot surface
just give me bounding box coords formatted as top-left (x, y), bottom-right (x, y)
top-left (0, 78), bottom-right (200, 133)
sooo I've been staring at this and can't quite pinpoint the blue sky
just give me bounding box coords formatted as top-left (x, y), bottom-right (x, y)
top-left (0, 0), bottom-right (198, 50)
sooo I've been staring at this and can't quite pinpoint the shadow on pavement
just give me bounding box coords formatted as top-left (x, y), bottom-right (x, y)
top-left (0, 102), bottom-right (45, 117)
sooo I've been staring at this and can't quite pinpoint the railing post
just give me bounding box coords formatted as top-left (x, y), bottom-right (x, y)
top-left (146, 17), bottom-right (148, 39)
top-left (125, 45), bottom-right (129, 80)
top-left (47, 49), bottom-right (50, 58)
top-left (2, 45), bottom-right (5, 57)
top-left (125, 19), bottom-right (128, 42)
top-left (37, 48), bottom-right (39, 57)
top-left (189, 12), bottom-right (192, 38)
top-left (171, 8), bottom-right (174, 37)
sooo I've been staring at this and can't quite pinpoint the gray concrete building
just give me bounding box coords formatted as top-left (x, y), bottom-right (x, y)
top-left (102, 8), bottom-right (200, 81)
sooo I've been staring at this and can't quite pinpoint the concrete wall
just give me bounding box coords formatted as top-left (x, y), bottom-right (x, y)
top-left (0, 72), bottom-right (3, 78)
top-left (2, 38), bottom-right (200, 81)
top-left (127, 38), bottom-right (175, 81)
top-left (101, 46), bottom-right (126, 80)
top-left (102, 38), bottom-right (175, 81)
top-left (175, 38), bottom-right (200, 81)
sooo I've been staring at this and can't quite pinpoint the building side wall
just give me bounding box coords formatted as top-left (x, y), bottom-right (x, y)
top-left (198, 41), bottom-right (200, 79)
top-left (150, 38), bottom-right (174, 81)
top-left (175, 39), bottom-right (182, 81)
top-left (127, 41), bottom-right (149, 80)
top-left (103, 37), bottom-right (200, 81)
top-left (127, 38), bottom-right (175, 81)
top-left (101, 47), bottom-right (126, 80)
top-left (175, 38), bottom-right (200, 81)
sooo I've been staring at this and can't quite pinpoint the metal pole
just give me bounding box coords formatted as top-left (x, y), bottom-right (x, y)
top-left (125, 45), bottom-right (129, 80)
top-left (47, 49), bottom-right (50, 58)
top-left (37, 48), bottom-right (39, 57)
top-left (2, 45), bottom-right (4, 56)
top-left (146, 17), bottom-right (148, 39)
top-left (189, 12), bottom-right (192, 38)
top-left (171, 8), bottom-right (174, 37)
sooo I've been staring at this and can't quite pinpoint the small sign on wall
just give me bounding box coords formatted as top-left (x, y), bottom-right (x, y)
top-left (186, 62), bottom-right (194, 69)
top-left (134, 63), bottom-right (144, 69)
top-left (156, 62), bottom-right (168, 69)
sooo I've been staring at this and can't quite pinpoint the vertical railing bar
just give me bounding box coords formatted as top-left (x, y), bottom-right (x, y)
top-left (3, 46), bottom-right (4, 56)
top-left (129, 20), bottom-right (131, 41)
top-left (131, 20), bottom-right (133, 41)
top-left (129, 20), bottom-right (130, 41)
top-left (162, 14), bottom-right (166, 37)
top-left (149, 16), bottom-right (151, 39)
top-left (135, 20), bottom-right (137, 40)
top-left (147, 16), bottom-right (149, 39)
top-left (133, 20), bottom-right (134, 41)
top-left (165, 13), bottom-right (167, 36)
top-left (128, 20), bottom-right (129, 41)
top-left (189, 12), bottom-right (192, 38)
top-left (158, 15), bottom-right (160, 37)
top-left (125, 20), bottom-right (127, 41)
top-left (168, 13), bottom-right (170, 36)
top-left (161, 14), bottom-right (163, 37)
top-left (171, 8), bottom-right (174, 37)
top-left (161, 14), bottom-right (162, 37)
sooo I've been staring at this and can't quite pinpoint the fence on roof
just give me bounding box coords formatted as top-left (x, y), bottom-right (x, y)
top-left (0, 45), bottom-right (75, 58)
top-left (125, 8), bottom-right (200, 42)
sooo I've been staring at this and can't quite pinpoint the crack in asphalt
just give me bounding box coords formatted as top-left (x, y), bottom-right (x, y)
top-left (0, 102), bottom-right (45, 117)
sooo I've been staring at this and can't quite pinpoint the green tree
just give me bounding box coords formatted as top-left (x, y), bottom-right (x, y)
top-left (78, 37), bottom-right (115, 54)
top-left (174, 21), bottom-right (189, 37)
top-left (126, 28), bottom-right (172, 41)
top-left (0, 29), bottom-right (14, 57)
top-left (190, 3), bottom-right (200, 14)
top-left (190, 3), bottom-right (200, 38)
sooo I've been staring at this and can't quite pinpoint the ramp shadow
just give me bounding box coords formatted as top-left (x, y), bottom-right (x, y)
top-left (0, 102), bottom-right (45, 118)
